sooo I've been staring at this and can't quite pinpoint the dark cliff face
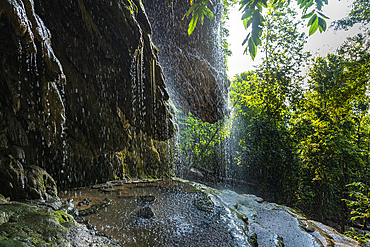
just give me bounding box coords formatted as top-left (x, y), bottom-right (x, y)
top-left (0, 0), bottom-right (175, 195)
top-left (0, 0), bottom-right (227, 198)
top-left (34, 0), bottom-right (174, 157)
top-left (142, 0), bottom-right (229, 123)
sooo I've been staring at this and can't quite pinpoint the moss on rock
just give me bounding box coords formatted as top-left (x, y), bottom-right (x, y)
top-left (0, 202), bottom-right (118, 247)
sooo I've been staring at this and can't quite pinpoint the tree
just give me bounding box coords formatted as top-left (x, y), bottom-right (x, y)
top-left (332, 0), bottom-right (370, 30)
top-left (185, 0), bottom-right (328, 59)
top-left (292, 48), bottom-right (369, 229)
top-left (177, 112), bottom-right (231, 177)
top-left (230, 4), bottom-right (308, 201)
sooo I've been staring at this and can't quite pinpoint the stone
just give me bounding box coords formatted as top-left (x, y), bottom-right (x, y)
top-left (215, 189), bottom-right (362, 247)
top-left (135, 205), bottom-right (155, 219)
top-left (0, 157), bottom-right (27, 199)
top-left (0, 201), bottom-right (119, 246)
top-left (9, 145), bottom-right (25, 160)
top-left (0, 155), bottom-right (58, 200)
top-left (193, 196), bottom-right (215, 213)
top-left (139, 195), bottom-right (156, 204)
top-left (25, 165), bottom-right (58, 200)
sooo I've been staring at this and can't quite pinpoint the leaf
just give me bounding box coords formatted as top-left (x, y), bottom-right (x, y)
top-left (242, 33), bottom-right (251, 46)
top-left (317, 11), bottom-right (329, 19)
top-left (318, 17), bottom-right (327, 32)
top-left (243, 18), bottom-right (249, 30)
top-left (188, 13), bottom-right (198, 35)
top-left (241, 9), bottom-right (254, 20)
top-left (299, 0), bottom-right (309, 9)
top-left (307, 13), bottom-right (317, 27)
top-left (203, 7), bottom-right (214, 20)
top-left (248, 37), bottom-right (257, 60)
top-left (200, 12), bottom-right (204, 25)
top-left (183, 3), bottom-right (199, 19)
top-left (302, 9), bottom-right (315, 19)
top-left (309, 17), bottom-right (319, 35)
top-left (315, 0), bottom-right (324, 10)
top-left (304, 0), bottom-right (314, 10)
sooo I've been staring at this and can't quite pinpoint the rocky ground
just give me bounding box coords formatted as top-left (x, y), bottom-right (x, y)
top-left (0, 196), bottom-right (119, 247)
top-left (0, 179), bottom-right (363, 246)
top-left (211, 187), bottom-right (362, 247)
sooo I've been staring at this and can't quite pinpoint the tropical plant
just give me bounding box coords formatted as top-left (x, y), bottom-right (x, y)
top-left (229, 4), bottom-right (308, 201)
top-left (185, 0), bottom-right (329, 59)
top-left (177, 112), bottom-right (231, 176)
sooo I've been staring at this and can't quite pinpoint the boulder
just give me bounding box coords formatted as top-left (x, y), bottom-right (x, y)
top-left (135, 205), bottom-right (155, 219)
top-left (0, 201), bottom-right (119, 246)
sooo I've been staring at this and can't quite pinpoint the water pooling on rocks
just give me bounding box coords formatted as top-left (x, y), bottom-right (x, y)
top-left (60, 179), bottom-right (234, 246)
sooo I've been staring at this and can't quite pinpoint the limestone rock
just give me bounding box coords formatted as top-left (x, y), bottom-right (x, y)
top-left (139, 195), bottom-right (156, 204)
top-left (0, 202), bottom-right (119, 246)
top-left (0, 0), bottom-right (177, 190)
top-left (214, 189), bottom-right (362, 247)
top-left (25, 165), bottom-right (58, 200)
top-left (0, 156), bottom-right (57, 200)
top-left (142, 0), bottom-right (229, 123)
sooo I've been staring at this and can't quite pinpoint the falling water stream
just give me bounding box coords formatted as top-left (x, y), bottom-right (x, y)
top-left (60, 180), bottom-right (234, 246)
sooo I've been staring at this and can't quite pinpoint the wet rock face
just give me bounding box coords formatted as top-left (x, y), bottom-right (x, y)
top-left (34, 0), bottom-right (175, 151)
top-left (0, 0), bottom-right (175, 191)
top-left (142, 0), bottom-right (229, 123)
top-left (0, 156), bottom-right (57, 200)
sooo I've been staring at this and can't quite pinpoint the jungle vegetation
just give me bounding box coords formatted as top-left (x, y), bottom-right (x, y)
top-left (179, 0), bottom-right (370, 242)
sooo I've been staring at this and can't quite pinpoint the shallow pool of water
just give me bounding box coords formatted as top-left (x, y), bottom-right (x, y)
top-left (60, 180), bottom-right (233, 246)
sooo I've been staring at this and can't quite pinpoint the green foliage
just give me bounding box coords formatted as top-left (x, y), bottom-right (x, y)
top-left (332, 0), bottom-right (370, 30)
top-left (183, 0), bottom-right (215, 35)
top-left (239, 0), bottom-right (328, 59)
top-left (184, 0), bottom-right (329, 59)
top-left (229, 5), bottom-right (370, 228)
top-left (343, 182), bottom-right (370, 222)
top-left (292, 52), bottom-right (369, 220)
top-left (289, 30), bottom-right (370, 223)
top-left (221, 0), bottom-right (238, 68)
top-left (229, 4), bottom-right (308, 201)
top-left (178, 112), bottom-right (231, 173)
top-left (344, 228), bottom-right (370, 245)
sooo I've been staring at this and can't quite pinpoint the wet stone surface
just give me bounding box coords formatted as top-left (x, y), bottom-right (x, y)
top-left (60, 180), bottom-right (234, 247)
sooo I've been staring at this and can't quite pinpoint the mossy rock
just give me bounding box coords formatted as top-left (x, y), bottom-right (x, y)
top-left (193, 195), bottom-right (215, 213)
top-left (0, 202), bottom-right (117, 246)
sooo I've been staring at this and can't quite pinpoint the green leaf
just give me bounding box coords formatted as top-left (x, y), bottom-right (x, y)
top-left (309, 17), bottom-right (319, 35)
top-left (307, 14), bottom-right (317, 27)
top-left (243, 18), bottom-right (249, 30)
top-left (304, 0), bottom-right (314, 10)
top-left (242, 33), bottom-right (251, 46)
top-left (317, 11), bottom-right (329, 19)
top-left (315, 0), bottom-right (324, 10)
top-left (299, 0), bottom-right (309, 9)
top-left (248, 37), bottom-right (257, 60)
top-left (318, 17), bottom-right (327, 32)
top-left (188, 13), bottom-right (199, 35)
top-left (302, 9), bottom-right (315, 19)
top-left (241, 9), bottom-right (254, 20)
top-left (183, 3), bottom-right (199, 19)
top-left (203, 7), bottom-right (214, 20)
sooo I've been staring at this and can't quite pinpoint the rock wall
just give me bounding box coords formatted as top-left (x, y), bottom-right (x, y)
top-left (0, 0), bottom-right (176, 196)
top-left (0, 0), bottom-right (229, 198)
top-left (142, 0), bottom-right (229, 123)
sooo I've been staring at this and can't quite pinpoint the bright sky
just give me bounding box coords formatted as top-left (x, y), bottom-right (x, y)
top-left (226, 0), bottom-right (364, 78)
